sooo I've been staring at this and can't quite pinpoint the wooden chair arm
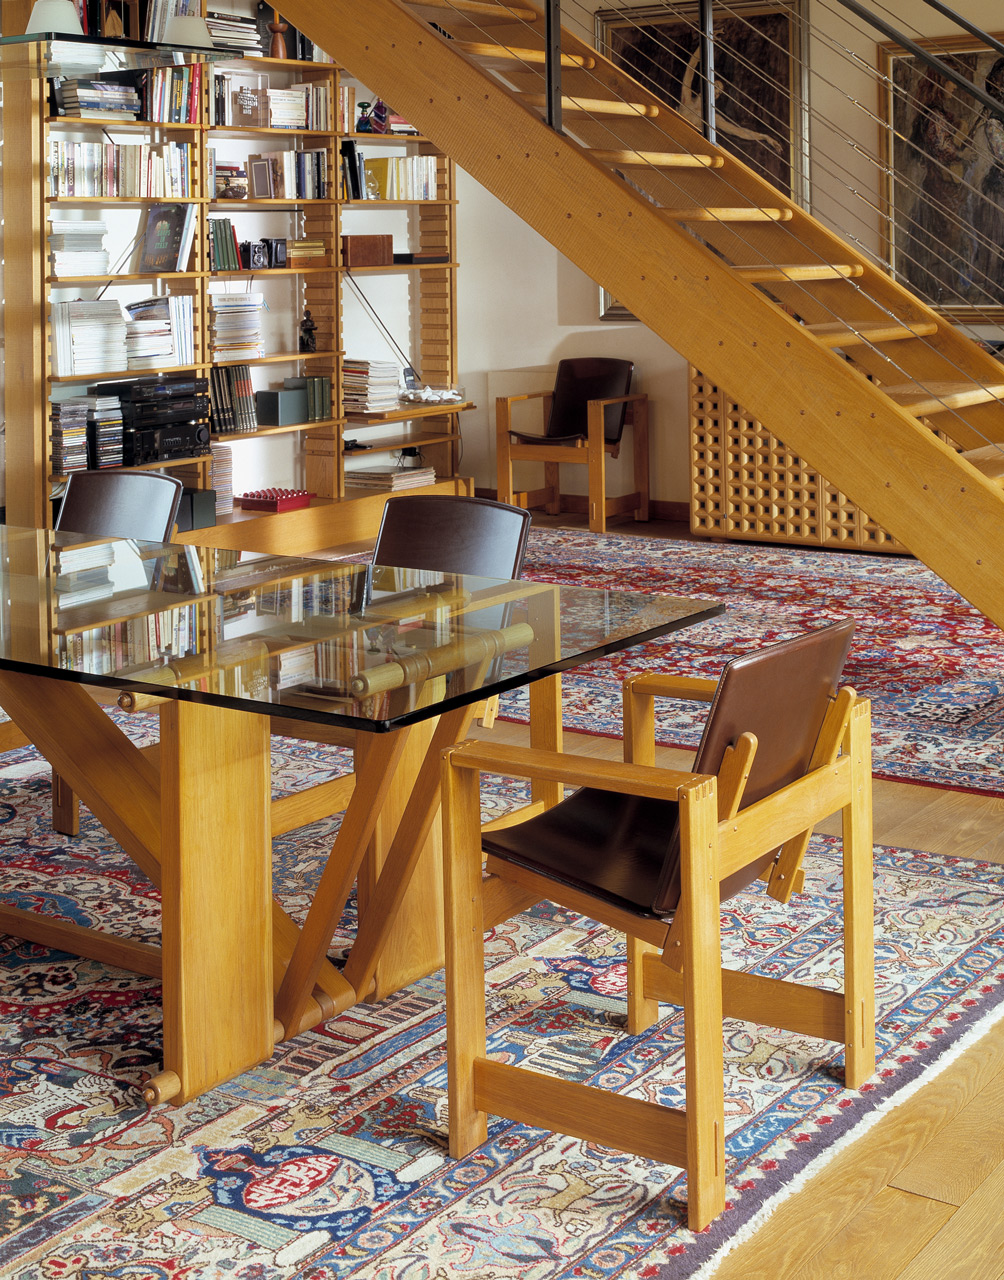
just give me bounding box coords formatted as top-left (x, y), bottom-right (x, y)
top-left (623, 672), bottom-right (718, 703)
top-left (585, 391), bottom-right (648, 409)
top-left (444, 738), bottom-right (708, 802)
top-left (495, 390), bottom-right (551, 406)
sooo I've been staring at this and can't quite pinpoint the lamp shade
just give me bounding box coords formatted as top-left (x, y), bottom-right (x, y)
top-left (24, 0), bottom-right (85, 34)
top-left (163, 15), bottom-right (215, 47)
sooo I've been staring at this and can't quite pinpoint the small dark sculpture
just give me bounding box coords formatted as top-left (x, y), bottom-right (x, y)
top-left (299, 309), bottom-right (317, 353)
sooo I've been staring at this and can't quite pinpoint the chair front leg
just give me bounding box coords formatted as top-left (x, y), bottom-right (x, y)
top-left (842, 698), bottom-right (875, 1089)
top-left (443, 750), bottom-right (491, 1157)
top-left (678, 776), bottom-right (726, 1231)
top-left (626, 936), bottom-right (661, 1033)
top-left (496, 399), bottom-right (516, 507)
top-left (587, 400), bottom-right (608, 533)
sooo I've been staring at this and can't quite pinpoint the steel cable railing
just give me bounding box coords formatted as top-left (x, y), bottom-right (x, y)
top-left (407, 0), bottom-right (1004, 454)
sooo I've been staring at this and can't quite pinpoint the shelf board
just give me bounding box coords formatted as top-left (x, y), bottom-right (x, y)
top-left (241, 56), bottom-right (336, 72)
top-left (50, 362), bottom-right (204, 384)
top-left (343, 131), bottom-right (428, 142)
top-left (211, 350), bottom-right (338, 367)
top-left (208, 197), bottom-right (335, 208)
top-left (343, 431), bottom-right (459, 453)
top-left (345, 262), bottom-right (458, 274)
top-left (49, 271), bottom-right (208, 284)
top-left (55, 587), bottom-right (213, 636)
top-left (341, 198), bottom-right (457, 208)
top-left (51, 455), bottom-right (211, 481)
top-left (209, 125), bottom-right (335, 137)
top-left (345, 401), bottom-right (473, 424)
top-left (212, 419), bottom-right (341, 441)
top-left (211, 266), bottom-right (334, 277)
top-left (47, 116), bottom-right (200, 131)
top-left (47, 195), bottom-right (204, 204)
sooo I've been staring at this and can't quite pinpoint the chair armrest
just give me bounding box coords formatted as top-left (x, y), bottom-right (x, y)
top-left (495, 390), bottom-right (551, 406)
top-left (585, 392), bottom-right (648, 409)
top-left (623, 673), bottom-right (717, 703)
top-left (444, 738), bottom-right (707, 802)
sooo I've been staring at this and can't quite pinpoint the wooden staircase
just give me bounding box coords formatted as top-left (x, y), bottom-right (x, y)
top-left (282, 0), bottom-right (1004, 627)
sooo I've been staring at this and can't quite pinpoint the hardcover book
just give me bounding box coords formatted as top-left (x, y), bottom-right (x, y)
top-left (136, 204), bottom-right (196, 274)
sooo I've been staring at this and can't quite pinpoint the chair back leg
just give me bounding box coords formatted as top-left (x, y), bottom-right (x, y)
top-left (632, 398), bottom-right (650, 522)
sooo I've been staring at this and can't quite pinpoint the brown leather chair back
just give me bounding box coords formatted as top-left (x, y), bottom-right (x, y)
top-left (546, 357), bottom-right (634, 445)
top-left (373, 494), bottom-right (531, 580)
top-left (56, 469), bottom-right (184, 543)
top-left (651, 619), bottom-right (856, 913)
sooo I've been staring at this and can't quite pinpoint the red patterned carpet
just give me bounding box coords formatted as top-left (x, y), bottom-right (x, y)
top-left (508, 527), bottom-right (1004, 796)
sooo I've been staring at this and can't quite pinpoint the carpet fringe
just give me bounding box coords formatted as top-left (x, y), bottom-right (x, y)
top-left (693, 997), bottom-right (1004, 1279)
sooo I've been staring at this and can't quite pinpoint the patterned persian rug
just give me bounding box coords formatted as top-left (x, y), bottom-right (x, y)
top-left (3, 734), bottom-right (1004, 1278)
top-left (508, 527), bottom-right (1004, 796)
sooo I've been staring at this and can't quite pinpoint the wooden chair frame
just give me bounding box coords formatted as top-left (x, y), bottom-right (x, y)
top-left (442, 688), bottom-right (873, 1231)
top-left (496, 389), bottom-right (649, 533)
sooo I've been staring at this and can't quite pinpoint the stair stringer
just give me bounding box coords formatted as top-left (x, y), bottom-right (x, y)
top-left (281, 0), bottom-right (1004, 628)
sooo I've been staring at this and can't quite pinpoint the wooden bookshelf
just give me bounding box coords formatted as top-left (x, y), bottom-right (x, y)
top-left (0, 8), bottom-right (466, 553)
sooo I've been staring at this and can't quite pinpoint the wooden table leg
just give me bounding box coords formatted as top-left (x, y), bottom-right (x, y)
top-left (159, 699), bottom-right (274, 1103)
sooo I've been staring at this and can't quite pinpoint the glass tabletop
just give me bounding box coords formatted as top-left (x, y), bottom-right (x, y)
top-left (0, 525), bottom-right (723, 732)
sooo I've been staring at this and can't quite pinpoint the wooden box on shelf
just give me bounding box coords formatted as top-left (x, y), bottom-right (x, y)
top-left (341, 234), bottom-right (393, 267)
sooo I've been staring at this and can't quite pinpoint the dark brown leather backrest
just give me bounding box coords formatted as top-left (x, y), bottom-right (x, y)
top-left (56, 469), bottom-right (184, 543)
top-left (546, 357), bottom-right (634, 445)
top-left (373, 494), bottom-right (531, 580)
top-left (651, 619), bottom-right (856, 915)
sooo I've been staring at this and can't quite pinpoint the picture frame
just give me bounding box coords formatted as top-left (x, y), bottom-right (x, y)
top-left (595, 0), bottom-right (807, 321)
top-left (248, 158), bottom-right (275, 200)
top-left (878, 34), bottom-right (1004, 318)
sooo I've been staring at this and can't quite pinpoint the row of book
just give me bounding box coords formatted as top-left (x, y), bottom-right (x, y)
top-left (47, 141), bottom-right (192, 199)
top-left (210, 364), bottom-right (259, 433)
top-left (210, 73), bottom-right (329, 130)
top-left (340, 143), bottom-right (438, 201)
top-left (135, 65), bottom-right (203, 125)
top-left (207, 218), bottom-right (244, 271)
top-left (52, 79), bottom-right (142, 120)
top-left (56, 606), bottom-right (200, 674)
top-left (247, 149), bottom-right (329, 200)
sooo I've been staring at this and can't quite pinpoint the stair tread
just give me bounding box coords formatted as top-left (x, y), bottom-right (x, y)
top-left (590, 148), bottom-right (724, 169)
top-left (405, 0), bottom-right (539, 18)
top-left (962, 444), bottom-right (1004, 481)
top-left (663, 206), bottom-right (792, 222)
top-left (523, 93), bottom-right (659, 118)
top-left (734, 263), bottom-right (865, 281)
top-left (882, 380), bottom-right (1004, 415)
top-left (458, 41), bottom-right (594, 68)
top-left (806, 319), bottom-right (940, 347)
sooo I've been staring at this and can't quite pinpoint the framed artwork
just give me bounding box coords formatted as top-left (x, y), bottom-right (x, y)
top-left (596, 0), bottom-right (806, 320)
top-left (879, 35), bottom-right (1004, 317)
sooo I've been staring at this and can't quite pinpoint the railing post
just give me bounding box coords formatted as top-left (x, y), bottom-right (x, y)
top-left (699, 0), bottom-right (717, 144)
top-left (545, 0), bottom-right (562, 132)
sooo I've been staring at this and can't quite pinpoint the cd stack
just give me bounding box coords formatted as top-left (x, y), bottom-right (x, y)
top-left (50, 398), bottom-right (90, 473)
top-left (210, 293), bottom-right (265, 362)
top-left (342, 359), bottom-right (401, 413)
top-left (85, 395), bottom-right (125, 470)
top-left (210, 442), bottom-right (234, 515)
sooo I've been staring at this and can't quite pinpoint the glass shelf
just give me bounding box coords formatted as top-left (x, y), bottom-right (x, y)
top-left (0, 32), bottom-right (244, 81)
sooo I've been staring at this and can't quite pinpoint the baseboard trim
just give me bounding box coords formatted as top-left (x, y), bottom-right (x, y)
top-left (475, 490), bottom-right (690, 525)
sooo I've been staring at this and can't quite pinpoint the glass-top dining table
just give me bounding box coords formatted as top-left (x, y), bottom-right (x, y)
top-left (0, 525), bottom-right (723, 1104)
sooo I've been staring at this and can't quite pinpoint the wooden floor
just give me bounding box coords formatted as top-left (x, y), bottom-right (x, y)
top-left (487, 513), bottom-right (1004, 1280)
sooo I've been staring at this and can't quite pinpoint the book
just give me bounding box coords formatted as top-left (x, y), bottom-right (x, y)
top-left (346, 465), bottom-right (436, 489)
top-left (136, 204), bottom-right (196, 274)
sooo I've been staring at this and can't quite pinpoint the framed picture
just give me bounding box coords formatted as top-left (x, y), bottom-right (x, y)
top-left (248, 158), bottom-right (274, 200)
top-left (595, 0), bottom-right (807, 320)
top-left (879, 35), bottom-right (1004, 317)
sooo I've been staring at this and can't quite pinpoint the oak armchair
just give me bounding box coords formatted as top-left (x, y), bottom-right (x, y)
top-left (442, 620), bottom-right (874, 1230)
top-left (496, 357), bottom-right (649, 533)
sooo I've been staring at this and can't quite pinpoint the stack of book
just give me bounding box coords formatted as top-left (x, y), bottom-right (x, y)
top-left (210, 442), bottom-right (234, 514)
top-left (209, 293), bottom-right (265, 362)
top-left (51, 541), bottom-right (115, 613)
top-left (346, 464), bottom-right (436, 490)
top-left (48, 218), bottom-right (109, 277)
top-left (204, 8), bottom-right (261, 49)
top-left (342, 359), bottom-right (401, 413)
top-left (55, 79), bottom-right (142, 120)
top-left (267, 86), bottom-right (308, 130)
top-left (210, 365), bottom-right (259, 433)
top-left (287, 237), bottom-right (326, 266)
top-left (50, 299), bottom-right (128, 377)
top-left (85, 394), bottom-right (125, 469)
top-left (124, 296), bottom-right (194, 369)
top-left (50, 398), bottom-right (90, 473)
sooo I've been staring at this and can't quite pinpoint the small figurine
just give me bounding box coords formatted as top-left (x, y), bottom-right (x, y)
top-left (299, 309), bottom-right (317, 353)
top-left (370, 99), bottom-right (389, 134)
